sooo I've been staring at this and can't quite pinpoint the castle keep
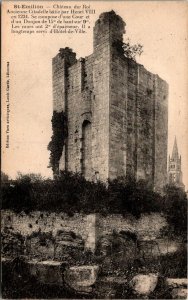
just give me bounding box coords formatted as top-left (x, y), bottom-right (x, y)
top-left (52, 11), bottom-right (168, 191)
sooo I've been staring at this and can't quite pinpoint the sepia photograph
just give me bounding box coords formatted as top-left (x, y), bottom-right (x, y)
top-left (1, 1), bottom-right (188, 299)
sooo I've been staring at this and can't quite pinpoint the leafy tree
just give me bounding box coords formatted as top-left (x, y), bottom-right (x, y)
top-left (1, 172), bottom-right (9, 183)
top-left (122, 39), bottom-right (143, 61)
top-left (16, 172), bottom-right (46, 183)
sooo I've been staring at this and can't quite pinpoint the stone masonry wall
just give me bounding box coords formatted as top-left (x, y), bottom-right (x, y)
top-left (2, 210), bottom-right (96, 251)
top-left (154, 76), bottom-right (168, 191)
top-left (126, 60), bottom-right (138, 178)
top-left (91, 34), bottom-right (110, 181)
top-left (52, 48), bottom-right (76, 113)
top-left (2, 210), bottom-right (167, 241)
top-left (2, 210), bottom-right (183, 258)
top-left (57, 39), bottom-right (111, 180)
top-left (135, 65), bottom-right (155, 182)
top-left (109, 48), bottom-right (128, 178)
top-left (109, 45), bottom-right (168, 188)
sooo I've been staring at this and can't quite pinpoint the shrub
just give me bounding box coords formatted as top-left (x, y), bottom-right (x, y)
top-left (47, 111), bottom-right (68, 174)
top-left (112, 39), bottom-right (143, 61)
top-left (108, 177), bottom-right (163, 218)
top-left (163, 185), bottom-right (187, 235)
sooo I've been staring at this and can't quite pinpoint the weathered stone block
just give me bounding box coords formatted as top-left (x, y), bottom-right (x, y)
top-left (166, 278), bottom-right (188, 288)
top-left (130, 273), bottom-right (158, 296)
top-left (171, 288), bottom-right (188, 299)
top-left (64, 265), bottom-right (99, 290)
top-left (28, 260), bottom-right (65, 285)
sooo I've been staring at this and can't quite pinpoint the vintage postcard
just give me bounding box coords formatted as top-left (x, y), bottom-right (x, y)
top-left (1, 1), bottom-right (188, 299)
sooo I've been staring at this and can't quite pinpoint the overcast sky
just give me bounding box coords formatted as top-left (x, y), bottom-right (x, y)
top-left (2, 1), bottom-right (188, 189)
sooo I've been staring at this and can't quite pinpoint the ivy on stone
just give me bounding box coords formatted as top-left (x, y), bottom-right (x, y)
top-left (48, 111), bottom-right (68, 174)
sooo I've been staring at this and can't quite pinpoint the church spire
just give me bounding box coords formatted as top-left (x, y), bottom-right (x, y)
top-left (171, 136), bottom-right (179, 160)
top-left (168, 136), bottom-right (185, 191)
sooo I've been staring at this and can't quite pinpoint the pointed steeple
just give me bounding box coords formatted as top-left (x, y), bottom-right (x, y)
top-left (171, 136), bottom-right (179, 160)
top-left (168, 136), bottom-right (185, 191)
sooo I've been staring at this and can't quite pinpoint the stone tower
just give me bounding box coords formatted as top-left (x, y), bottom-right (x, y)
top-left (168, 137), bottom-right (185, 191)
top-left (52, 11), bottom-right (168, 191)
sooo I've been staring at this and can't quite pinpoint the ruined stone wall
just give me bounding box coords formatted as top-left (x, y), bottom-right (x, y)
top-left (2, 210), bottom-right (96, 251)
top-left (52, 11), bottom-right (168, 190)
top-left (2, 210), bottom-right (183, 257)
top-left (52, 54), bottom-right (66, 113)
top-left (96, 213), bottom-right (167, 240)
top-left (91, 33), bottom-right (111, 181)
top-left (58, 45), bottom-right (110, 180)
top-left (52, 48), bottom-right (76, 113)
top-left (154, 76), bottom-right (168, 191)
top-left (108, 46), bottom-right (168, 188)
top-left (135, 66), bottom-right (155, 182)
top-left (2, 210), bottom-right (167, 247)
top-left (2, 210), bottom-right (87, 238)
top-left (66, 59), bottom-right (86, 173)
top-left (109, 49), bottom-right (128, 179)
top-left (126, 60), bottom-right (138, 178)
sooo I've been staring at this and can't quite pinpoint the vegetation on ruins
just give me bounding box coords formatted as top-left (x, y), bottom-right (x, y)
top-left (47, 111), bottom-right (68, 174)
top-left (2, 171), bottom-right (187, 236)
top-left (113, 39), bottom-right (143, 61)
top-left (122, 39), bottom-right (143, 61)
top-left (2, 173), bottom-right (187, 299)
top-left (1, 171), bottom-right (9, 183)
